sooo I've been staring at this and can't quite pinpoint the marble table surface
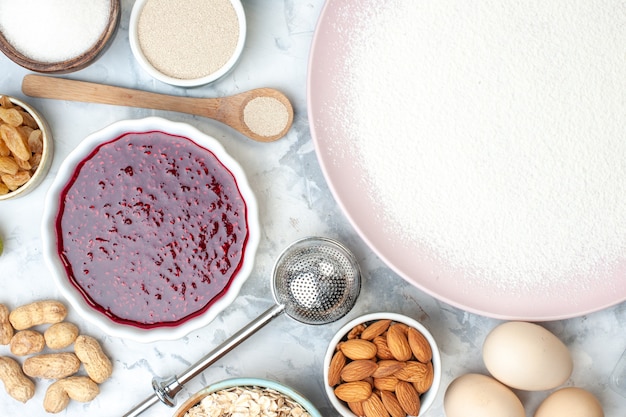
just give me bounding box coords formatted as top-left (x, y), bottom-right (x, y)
top-left (1, 1), bottom-right (625, 416)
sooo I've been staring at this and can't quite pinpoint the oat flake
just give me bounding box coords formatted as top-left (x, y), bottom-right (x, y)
top-left (184, 386), bottom-right (311, 417)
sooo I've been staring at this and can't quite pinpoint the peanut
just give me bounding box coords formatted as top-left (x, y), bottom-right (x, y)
top-left (44, 322), bottom-right (79, 350)
top-left (0, 304), bottom-right (13, 345)
top-left (23, 352), bottom-right (81, 379)
top-left (0, 356), bottom-right (35, 403)
top-left (10, 330), bottom-right (45, 356)
top-left (43, 376), bottom-right (99, 413)
top-left (74, 335), bottom-right (112, 383)
top-left (9, 300), bottom-right (67, 330)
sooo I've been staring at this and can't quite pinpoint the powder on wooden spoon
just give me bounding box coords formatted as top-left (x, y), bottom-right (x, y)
top-left (243, 97), bottom-right (290, 138)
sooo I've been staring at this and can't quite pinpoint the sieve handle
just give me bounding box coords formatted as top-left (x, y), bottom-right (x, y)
top-left (123, 303), bottom-right (286, 417)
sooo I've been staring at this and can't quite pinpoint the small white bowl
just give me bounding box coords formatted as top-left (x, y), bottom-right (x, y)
top-left (0, 95), bottom-right (53, 201)
top-left (41, 117), bottom-right (260, 343)
top-left (324, 312), bottom-right (441, 417)
top-left (173, 378), bottom-right (323, 417)
top-left (129, 0), bottom-right (246, 87)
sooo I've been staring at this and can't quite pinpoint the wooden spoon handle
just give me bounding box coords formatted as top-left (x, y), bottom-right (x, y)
top-left (22, 74), bottom-right (293, 142)
top-left (22, 74), bottom-right (220, 118)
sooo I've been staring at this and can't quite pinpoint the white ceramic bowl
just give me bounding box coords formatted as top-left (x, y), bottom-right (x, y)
top-left (0, 95), bottom-right (53, 201)
top-left (173, 378), bottom-right (323, 417)
top-left (41, 117), bottom-right (260, 342)
top-left (129, 0), bottom-right (246, 87)
top-left (324, 312), bottom-right (441, 417)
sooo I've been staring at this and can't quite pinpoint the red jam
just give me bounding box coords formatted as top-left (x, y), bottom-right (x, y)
top-left (55, 131), bottom-right (249, 328)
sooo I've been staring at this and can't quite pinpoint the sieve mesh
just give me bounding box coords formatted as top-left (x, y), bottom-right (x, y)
top-left (272, 237), bottom-right (361, 325)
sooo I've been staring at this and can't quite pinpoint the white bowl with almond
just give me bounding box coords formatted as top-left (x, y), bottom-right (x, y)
top-left (324, 312), bottom-right (441, 417)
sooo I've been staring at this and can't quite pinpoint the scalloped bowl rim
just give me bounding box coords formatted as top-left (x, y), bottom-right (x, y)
top-left (41, 117), bottom-right (260, 343)
top-left (174, 377), bottom-right (323, 417)
top-left (323, 312), bottom-right (442, 417)
top-left (128, 0), bottom-right (247, 87)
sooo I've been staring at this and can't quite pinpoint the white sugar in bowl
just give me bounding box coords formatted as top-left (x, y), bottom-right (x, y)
top-left (0, 0), bottom-right (120, 73)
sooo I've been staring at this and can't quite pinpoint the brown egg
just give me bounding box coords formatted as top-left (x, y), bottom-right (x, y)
top-left (444, 373), bottom-right (525, 417)
top-left (483, 321), bottom-right (573, 390)
top-left (534, 387), bottom-right (604, 417)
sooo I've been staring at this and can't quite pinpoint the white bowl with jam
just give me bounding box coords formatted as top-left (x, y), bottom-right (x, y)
top-left (41, 117), bottom-right (259, 342)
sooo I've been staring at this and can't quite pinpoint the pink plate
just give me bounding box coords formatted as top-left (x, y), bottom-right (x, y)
top-left (307, 0), bottom-right (626, 320)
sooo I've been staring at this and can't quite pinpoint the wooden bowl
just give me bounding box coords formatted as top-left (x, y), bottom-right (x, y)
top-left (0, 0), bottom-right (120, 73)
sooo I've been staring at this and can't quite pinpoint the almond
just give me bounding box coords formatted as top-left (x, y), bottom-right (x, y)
top-left (348, 401), bottom-right (366, 417)
top-left (393, 322), bottom-right (409, 333)
top-left (363, 393), bottom-right (390, 417)
top-left (348, 324), bottom-right (366, 339)
top-left (407, 327), bottom-right (432, 363)
top-left (341, 360), bottom-right (378, 382)
top-left (373, 335), bottom-right (395, 360)
top-left (380, 390), bottom-right (406, 417)
top-left (373, 376), bottom-right (399, 392)
top-left (328, 350), bottom-right (347, 386)
top-left (361, 319), bottom-right (392, 340)
top-left (372, 360), bottom-right (405, 378)
top-left (340, 339), bottom-right (378, 360)
top-left (395, 381), bottom-right (420, 416)
top-left (412, 361), bottom-right (434, 394)
top-left (393, 361), bottom-right (430, 383)
top-left (335, 381), bottom-right (372, 403)
top-left (386, 324), bottom-right (412, 361)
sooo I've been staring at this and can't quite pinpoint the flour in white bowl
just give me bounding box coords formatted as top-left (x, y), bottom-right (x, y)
top-left (326, 0), bottom-right (626, 291)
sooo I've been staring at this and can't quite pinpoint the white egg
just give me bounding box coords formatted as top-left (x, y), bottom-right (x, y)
top-left (483, 321), bottom-right (572, 390)
top-left (534, 387), bottom-right (604, 417)
top-left (444, 373), bottom-right (525, 417)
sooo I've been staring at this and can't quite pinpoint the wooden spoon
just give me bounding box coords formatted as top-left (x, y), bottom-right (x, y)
top-left (22, 74), bottom-right (294, 142)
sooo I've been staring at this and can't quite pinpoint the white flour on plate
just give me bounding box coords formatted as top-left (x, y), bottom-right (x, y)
top-left (327, 0), bottom-right (626, 291)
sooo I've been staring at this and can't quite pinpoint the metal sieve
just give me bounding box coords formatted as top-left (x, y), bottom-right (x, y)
top-left (124, 236), bottom-right (361, 416)
top-left (272, 236), bottom-right (360, 325)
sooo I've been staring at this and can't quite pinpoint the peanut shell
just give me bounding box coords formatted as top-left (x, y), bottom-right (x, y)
top-left (22, 352), bottom-right (80, 379)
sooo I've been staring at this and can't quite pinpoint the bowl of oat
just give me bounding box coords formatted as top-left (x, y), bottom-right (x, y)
top-left (173, 377), bottom-right (322, 417)
top-left (129, 0), bottom-right (246, 87)
top-left (0, 95), bottom-right (52, 200)
top-left (324, 312), bottom-right (442, 417)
